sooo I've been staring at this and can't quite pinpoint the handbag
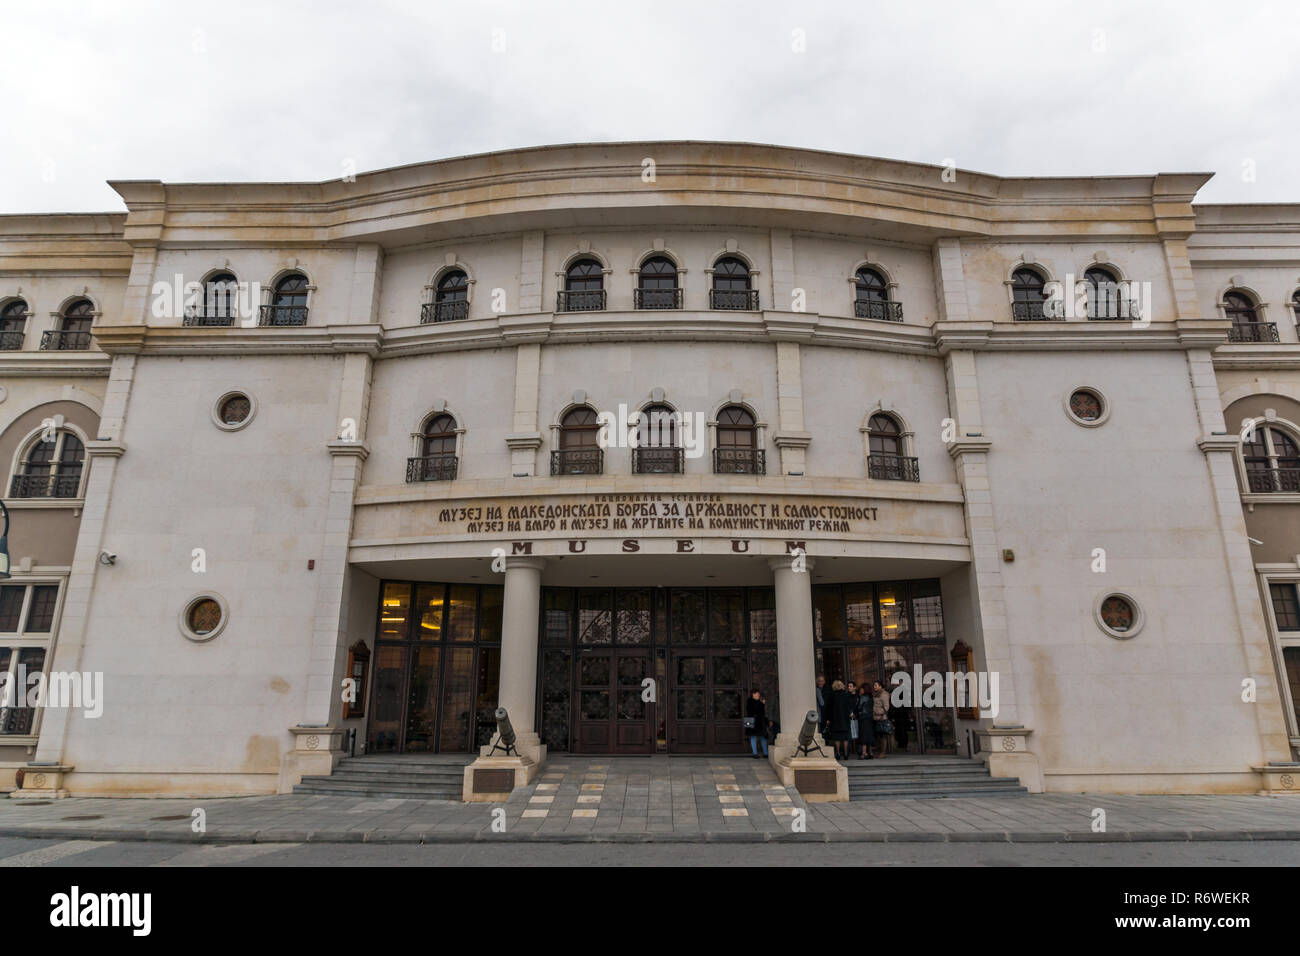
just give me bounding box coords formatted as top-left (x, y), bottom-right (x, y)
top-left (849, 717), bottom-right (859, 737)
top-left (875, 719), bottom-right (893, 734)
top-left (742, 716), bottom-right (756, 729)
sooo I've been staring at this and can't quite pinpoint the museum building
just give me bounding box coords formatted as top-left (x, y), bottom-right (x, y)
top-left (0, 142), bottom-right (1298, 798)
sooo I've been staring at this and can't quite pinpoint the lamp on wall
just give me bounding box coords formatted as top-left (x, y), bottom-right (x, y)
top-left (0, 499), bottom-right (10, 579)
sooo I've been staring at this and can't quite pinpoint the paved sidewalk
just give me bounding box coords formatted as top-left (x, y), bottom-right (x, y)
top-left (2, 756), bottom-right (1299, 844)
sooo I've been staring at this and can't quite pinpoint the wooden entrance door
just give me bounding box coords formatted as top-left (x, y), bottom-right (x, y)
top-left (573, 647), bottom-right (653, 754)
top-left (668, 648), bottom-right (746, 753)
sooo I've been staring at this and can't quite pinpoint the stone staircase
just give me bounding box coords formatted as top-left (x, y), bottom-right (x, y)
top-left (293, 753), bottom-right (474, 800)
top-left (845, 754), bottom-right (1027, 800)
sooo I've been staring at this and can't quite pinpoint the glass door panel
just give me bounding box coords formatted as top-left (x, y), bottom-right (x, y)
top-left (438, 646), bottom-right (474, 752)
top-left (367, 645), bottom-right (407, 753)
top-left (404, 646), bottom-right (441, 753)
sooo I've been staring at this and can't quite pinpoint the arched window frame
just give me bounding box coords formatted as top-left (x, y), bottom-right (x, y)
top-left (556, 254), bottom-right (609, 312)
top-left (8, 421), bottom-right (90, 500)
top-left (848, 262), bottom-right (902, 321)
top-left (708, 399), bottom-right (766, 475)
top-left (1291, 287), bottom-right (1300, 327)
top-left (43, 296), bottom-right (99, 351)
top-left (1004, 261), bottom-right (1057, 321)
top-left (407, 404), bottom-right (464, 482)
top-left (0, 298), bottom-right (31, 350)
top-left (1238, 413), bottom-right (1300, 497)
top-left (705, 250), bottom-right (759, 311)
top-left (186, 270), bottom-right (241, 327)
top-left (422, 264), bottom-right (474, 323)
top-left (260, 270), bottom-right (313, 327)
top-left (860, 407), bottom-right (919, 481)
top-left (631, 399), bottom-right (684, 474)
top-left (550, 399), bottom-right (604, 475)
top-left (1220, 286), bottom-right (1278, 343)
top-left (1081, 264), bottom-right (1127, 321)
top-left (631, 250), bottom-right (685, 310)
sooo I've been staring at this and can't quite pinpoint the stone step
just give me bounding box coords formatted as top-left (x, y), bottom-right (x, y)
top-left (315, 770), bottom-right (465, 786)
top-left (843, 756), bottom-right (1027, 800)
top-left (292, 783), bottom-right (461, 801)
top-left (846, 772), bottom-right (1023, 787)
top-left (846, 785), bottom-right (1028, 800)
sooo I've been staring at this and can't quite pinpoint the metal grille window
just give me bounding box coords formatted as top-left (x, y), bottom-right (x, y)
top-left (1270, 583), bottom-right (1300, 631)
top-left (713, 405), bottom-right (763, 474)
top-left (633, 404), bottom-right (683, 474)
top-left (553, 406), bottom-right (603, 475)
top-left (853, 267), bottom-right (902, 321)
top-left (558, 258), bottom-right (606, 312)
top-left (1084, 267), bottom-right (1124, 321)
top-left (423, 270), bottom-right (470, 323)
top-left (1293, 290), bottom-right (1300, 325)
top-left (709, 257), bottom-right (757, 311)
top-left (635, 256), bottom-right (681, 310)
top-left (260, 273), bottom-right (309, 326)
top-left (1225, 290), bottom-right (1278, 342)
top-left (866, 414), bottom-right (919, 481)
top-left (10, 430), bottom-right (85, 498)
top-left (1243, 424), bottom-right (1300, 493)
top-left (408, 413), bottom-right (459, 482)
top-left (185, 272), bottom-right (239, 326)
top-left (0, 300), bottom-right (27, 350)
top-left (1010, 268), bottom-right (1049, 321)
top-left (42, 299), bottom-right (93, 350)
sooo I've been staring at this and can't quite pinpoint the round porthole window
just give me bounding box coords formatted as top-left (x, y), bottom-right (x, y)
top-left (211, 390), bottom-right (257, 431)
top-left (1095, 592), bottom-right (1143, 639)
top-left (179, 593), bottom-right (229, 642)
top-left (1065, 386), bottom-right (1110, 427)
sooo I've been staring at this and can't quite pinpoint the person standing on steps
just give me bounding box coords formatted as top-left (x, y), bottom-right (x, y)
top-left (746, 688), bottom-right (768, 759)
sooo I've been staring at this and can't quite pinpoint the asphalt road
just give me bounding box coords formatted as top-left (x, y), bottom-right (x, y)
top-left (0, 836), bottom-right (1295, 866)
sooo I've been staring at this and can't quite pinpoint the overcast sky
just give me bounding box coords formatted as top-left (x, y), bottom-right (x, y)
top-left (2, 0), bottom-right (1296, 213)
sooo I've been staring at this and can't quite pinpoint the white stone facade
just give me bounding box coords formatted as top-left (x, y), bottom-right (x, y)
top-left (0, 143), bottom-right (1297, 798)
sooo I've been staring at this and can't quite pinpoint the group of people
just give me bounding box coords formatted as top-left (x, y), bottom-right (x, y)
top-left (816, 675), bottom-right (902, 760)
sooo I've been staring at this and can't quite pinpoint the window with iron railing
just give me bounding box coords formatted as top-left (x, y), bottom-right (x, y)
top-left (553, 406), bottom-right (603, 474)
top-left (710, 257), bottom-right (756, 311)
top-left (10, 431), bottom-right (84, 499)
top-left (636, 256), bottom-right (681, 310)
top-left (0, 300), bottom-right (27, 350)
top-left (853, 267), bottom-right (903, 321)
top-left (260, 273), bottom-right (309, 326)
top-left (184, 273), bottom-right (240, 327)
top-left (0, 583), bottom-right (58, 736)
top-left (558, 259), bottom-right (606, 312)
top-left (407, 413), bottom-right (459, 481)
top-left (1010, 268), bottom-right (1049, 321)
top-left (1244, 424), bottom-right (1300, 493)
top-left (423, 270), bottom-right (470, 323)
top-left (867, 454), bottom-right (920, 481)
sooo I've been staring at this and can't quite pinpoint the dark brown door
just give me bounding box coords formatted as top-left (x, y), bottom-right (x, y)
top-left (574, 648), bottom-right (653, 754)
top-left (668, 648), bottom-right (746, 753)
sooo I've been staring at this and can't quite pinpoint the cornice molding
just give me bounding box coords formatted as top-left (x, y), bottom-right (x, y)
top-left (91, 324), bottom-right (384, 357)
top-left (932, 318), bottom-right (1230, 353)
top-left (1211, 344), bottom-right (1300, 371)
top-left (0, 351), bottom-right (112, 377)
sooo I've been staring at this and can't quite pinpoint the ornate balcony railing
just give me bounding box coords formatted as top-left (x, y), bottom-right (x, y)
top-left (9, 472), bottom-right (82, 499)
top-left (258, 305), bottom-right (309, 327)
top-left (1011, 301), bottom-right (1048, 321)
top-left (709, 289), bottom-right (759, 311)
top-left (854, 299), bottom-right (904, 322)
top-left (632, 447), bottom-right (684, 474)
top-left (713, 447), bottom-right (765, 475)
top-left (406, 454), bottom-right (458, 482)
top-left (421, 300), bottom-right (470, 324)
top-left (1246, 467), bottom-right (1300, 493)
top-left (633, 288), bottom-right (682, 310)
top-left (40, 330), bottom-right (92, 350)
top-left (0, 330), bottom-right (24, 350)
top-left (868, 454), bottom-right (920, 482)
top-left (551, 448), bottom-right (603, 475)
top-left (1229, 321), bottom-right (1280, 343)
top-left (556, 289), bottom-right (606, 313)
top-left (0, 707), bottom-right (35, 735)
top-left (182, 311), bottom-right (237, 327)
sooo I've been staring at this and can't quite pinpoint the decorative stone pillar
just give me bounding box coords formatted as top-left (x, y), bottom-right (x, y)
top-left (464, 557), bottom-right (547, 800)
top-left (768, 556), bottom-right (847, 800)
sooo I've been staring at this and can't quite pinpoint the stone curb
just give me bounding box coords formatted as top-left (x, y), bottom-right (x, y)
top-left (0, 825), bottom-right (1296, 845)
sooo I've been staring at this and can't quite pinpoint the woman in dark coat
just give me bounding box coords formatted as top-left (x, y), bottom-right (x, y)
top-left (855, 684), bottom-right (875, 759)
top-left (826, 680), bottom-right (854, 759)
top-left (746, 689), bottom-right (768, 758)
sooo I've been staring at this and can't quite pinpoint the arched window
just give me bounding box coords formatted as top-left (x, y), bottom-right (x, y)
top-left (1010, 268), bottom-right (1049, 321)
top-left (635, 256), bottom-right (681, 310)
top-left (426, 270), bottom-right (470, 323)
top-left (1292, 290), bottom-right (1300, 325)
top-left (187, 272), bottom-right (239, 327)
top-left (408, 413), bottom-right (458, 482)
top-left (43, 299), bottom-right (93, 351)
top-left (552, 406), bottom-right (603, 475)
top-left (714, 405), bottom-right (763, 474)
top-left (10, 429), bottom-right (85, 499)
top-left (1084, 267), bottom-right (1124, 321)
top-left (633, 404), bottom-right (682, 474)
top-left (866, 413), bottom-right (919, 481)
top-left (0, 300), bottom-right (27, 351)
top-left (262, 274), bottom-right (309, 326)
top-left (854, 267), bottom-right (901, 321)
top-left (710, 257), bottom-right (756, 311)
top-left (1243, 423), bottom-right (1300, 493)
top-left (1225, 290), bottom-right (1277, 342)
top-left (558, 258), bottom-right (605, 312)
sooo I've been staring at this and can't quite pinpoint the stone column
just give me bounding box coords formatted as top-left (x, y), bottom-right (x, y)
top-left (770, 556), bottom-right (818, 760)
top-left (494, 557), bottom-right (547, 761)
